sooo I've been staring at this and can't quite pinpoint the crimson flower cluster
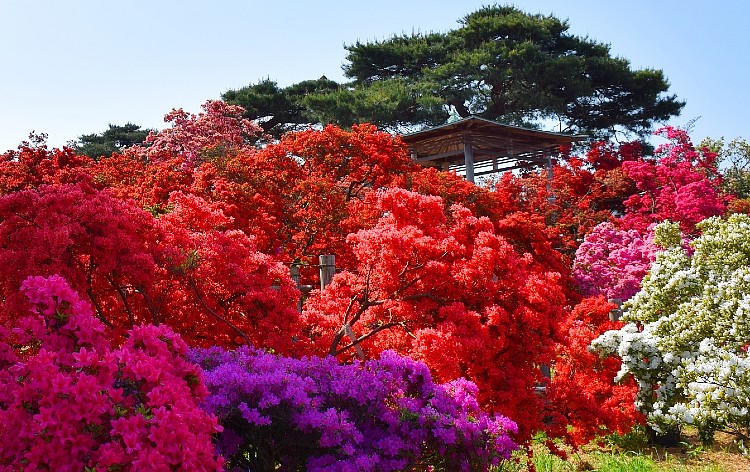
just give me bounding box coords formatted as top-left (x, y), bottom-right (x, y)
top-left (545, 297), bottom-right (644, 448)
top-left (620, 126), bottom-right (726, 233)
top-left (189, 346), bottom-right (518, 472)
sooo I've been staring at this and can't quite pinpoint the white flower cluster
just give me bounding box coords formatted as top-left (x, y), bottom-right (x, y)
top-left (591, 215), bottom-right (750, 439)
top-left (660, 340), bottom-right (750, 432)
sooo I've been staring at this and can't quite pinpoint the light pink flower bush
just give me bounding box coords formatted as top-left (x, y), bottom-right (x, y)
top-left (573, 222), bottom-right (659, 301)
top-left (133, 100), bottom-right (262, 167)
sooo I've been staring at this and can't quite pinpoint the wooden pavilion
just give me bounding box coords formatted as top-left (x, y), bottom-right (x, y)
top-left (401, 116), bottom-right (586, 183)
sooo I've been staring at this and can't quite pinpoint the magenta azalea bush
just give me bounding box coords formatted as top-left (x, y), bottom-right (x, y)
top-left (189, 346), bottom-right (519, 472)
top-left (573, 222), bottom-right (659, 301)
top-left (0, 275), bottom-right (223, 471)
top-left (620, 126), bottom-right (726, 233)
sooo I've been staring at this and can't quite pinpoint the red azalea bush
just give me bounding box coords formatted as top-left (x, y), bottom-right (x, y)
top-left (0, 182), bottom-right (303, 350)
top-left (0, 183), bottom-right (163, 331)
top-left (303, 187), bottom-right (566, 440)
top-left (0, 133), bottom-right (93, 195)
top-left (90, 120), bottom-right (415, 277)
top-left (0, 275), bottom-right (223, 471)
top-left (620, 127), bottom-right (727, 233)
top-left (491, 141), bottom-right (640, 252)
top-left (546, 297), bottom-right (644, 448)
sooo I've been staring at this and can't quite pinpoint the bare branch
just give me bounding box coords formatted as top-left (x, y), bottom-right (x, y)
top-left (188, 277), bottom-right (251, 345)
top-left (86, 287), bottom-right (114, 328)
top-left (105, 274), bottom-right (134, 327)
top-left (332, 321), bottom-right (406, 356)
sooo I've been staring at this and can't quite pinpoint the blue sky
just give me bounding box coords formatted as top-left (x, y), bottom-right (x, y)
top-left (1, 0), bottom-right (748, 152)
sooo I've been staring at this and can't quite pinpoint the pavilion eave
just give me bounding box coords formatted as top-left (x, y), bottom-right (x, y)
top-left (401, 116), bottom-right (586, 182)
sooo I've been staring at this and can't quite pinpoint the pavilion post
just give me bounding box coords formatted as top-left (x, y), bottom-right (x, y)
top-left (290, 265), bottom-right (302, 312)
top-left (464, 140), bottom-right (475, 183)
top-left (319, 254), bottom-right (336, 291)
top-left (545, 148), bottom-right (558, 226)
top-left (546, 149), bottom-right (555, 204)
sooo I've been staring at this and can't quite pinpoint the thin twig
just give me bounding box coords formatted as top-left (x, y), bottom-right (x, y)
top-left (188, 277), bottom-right (251, 345)
top-left (332, 321), bottom-right (405, 356)
top-left (105, 274), bottom-right (134, 327)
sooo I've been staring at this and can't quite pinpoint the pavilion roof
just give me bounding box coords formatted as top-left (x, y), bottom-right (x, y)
top-left (401, 116), bottom-right (587, 174)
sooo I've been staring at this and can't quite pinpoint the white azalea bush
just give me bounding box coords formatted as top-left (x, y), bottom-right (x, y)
top-left (592, 215), bottom-right (750, 442)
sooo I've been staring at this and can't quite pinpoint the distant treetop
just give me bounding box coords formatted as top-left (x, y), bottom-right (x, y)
top-left (75, 123), bottom-right (152, 159)
top-left (224, 5), bottom-right (684, 139)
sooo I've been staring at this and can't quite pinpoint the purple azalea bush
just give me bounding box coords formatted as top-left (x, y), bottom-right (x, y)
top-left (189, 347), bottom-right (518, 472)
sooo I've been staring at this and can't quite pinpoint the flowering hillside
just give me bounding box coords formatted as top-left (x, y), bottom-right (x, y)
top-left (0, 100), bottom-right (739, 468)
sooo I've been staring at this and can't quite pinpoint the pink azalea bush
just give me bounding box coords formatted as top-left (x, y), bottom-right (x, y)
top-left (573, 222), bottom-right (659, 301)
top-left (620, 126), bottom-right (726, 233)
top-left (133, 100), bottom-right (262, 167)
top-left (574, 128), bottom-right (727, 302)
top-left (0, 275), bottom-right (223, 471)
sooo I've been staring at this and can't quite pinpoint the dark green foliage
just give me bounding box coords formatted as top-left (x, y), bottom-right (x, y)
top-left (342, 5), bottom-right (684, 137)
top-left (222, 5), bottom-right (683, 138)
top-left (75, 123), bottom-right (152, 159)
top-left (303, 78), bottom-right (448, 130)
top-left (222, 77), bottom-right (339, 137)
